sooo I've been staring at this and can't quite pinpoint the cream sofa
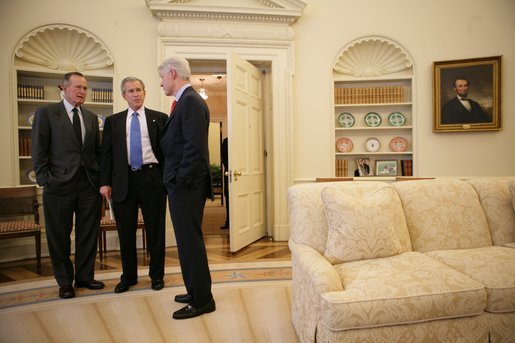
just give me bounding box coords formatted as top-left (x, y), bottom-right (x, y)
top-left (288, 177), bottom-right (515, 342)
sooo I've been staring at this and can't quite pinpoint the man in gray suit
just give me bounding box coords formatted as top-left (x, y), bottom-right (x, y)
top-left (32, 72), bottom-right (104, 299)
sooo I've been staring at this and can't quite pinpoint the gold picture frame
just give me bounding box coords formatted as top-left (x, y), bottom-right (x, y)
top-left (433, 56), bottom-right (501, 132)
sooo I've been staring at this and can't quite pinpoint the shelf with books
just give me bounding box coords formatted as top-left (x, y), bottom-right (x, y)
top-left (14, 69), bottom-right (113, 185)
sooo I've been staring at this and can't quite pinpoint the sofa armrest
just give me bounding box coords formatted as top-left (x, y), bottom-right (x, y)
top-left (289, 240), bottom-right (342, 343)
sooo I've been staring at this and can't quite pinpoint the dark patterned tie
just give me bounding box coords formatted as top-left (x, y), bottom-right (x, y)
top-left (72, 108), bottom-right (82, 148)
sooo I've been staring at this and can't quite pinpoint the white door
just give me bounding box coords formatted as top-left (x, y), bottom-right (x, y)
top-left (227, 53), bottom-right (266, 252)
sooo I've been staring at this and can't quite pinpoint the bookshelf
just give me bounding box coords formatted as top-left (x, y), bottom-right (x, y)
top-left (12, 24), bottom-right (115, 186)
top-left (332, 37), bottom-right (415, 178)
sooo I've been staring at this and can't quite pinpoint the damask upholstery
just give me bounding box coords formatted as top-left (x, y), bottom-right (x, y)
top-left (426, 246), bottom-right (515, 313)
top-left (393, 179), bottom-right (492, 252)
top-left (288, 177), bottom-right (515, 343)
top-left (466, 177), bottom-right (515, 245)
top-left (321, 185), bottom-right (403, 263)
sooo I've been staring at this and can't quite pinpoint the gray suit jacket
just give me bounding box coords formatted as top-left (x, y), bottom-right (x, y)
top-left (32, 101), bottom-right (101, 192)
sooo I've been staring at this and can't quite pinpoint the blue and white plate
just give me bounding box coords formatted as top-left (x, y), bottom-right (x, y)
top-left (97, 115), bottom-right (105, 129)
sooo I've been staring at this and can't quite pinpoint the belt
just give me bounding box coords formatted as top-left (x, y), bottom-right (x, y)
top-left (129, 163), bottom-right (158, 172)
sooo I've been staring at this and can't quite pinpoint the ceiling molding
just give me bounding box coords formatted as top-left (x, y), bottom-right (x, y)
top-left (146, 0), bottom-right (306, 24)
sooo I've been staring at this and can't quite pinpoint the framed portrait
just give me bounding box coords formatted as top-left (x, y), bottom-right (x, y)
top-left (355, 158), bottom-right (372, 177)
top-left (375, 160), bottom-right (397, 176)
top-left (433, 56), bottom-right (501, 133)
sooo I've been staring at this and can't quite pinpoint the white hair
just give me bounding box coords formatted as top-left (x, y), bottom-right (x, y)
top-left (158, 56), bottom-right (191, 80)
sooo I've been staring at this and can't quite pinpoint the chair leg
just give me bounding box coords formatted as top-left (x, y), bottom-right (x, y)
top-left (103, 231), bottom-right (107, 259)
top-left (35, 231), bottom-right (41, 274)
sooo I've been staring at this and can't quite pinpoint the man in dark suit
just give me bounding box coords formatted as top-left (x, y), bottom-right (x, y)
top-left (158, 56), bottom-right (215, 320)
top-left (441, 76), bottom-right (490, 124)
top-left (32, 72), bottom-right (104, 299)
top-left (100, 77), bottom-right (167, 293)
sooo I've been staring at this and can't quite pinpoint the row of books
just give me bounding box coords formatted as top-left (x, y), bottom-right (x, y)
top-left (334, 86), bottom-right (407, 104)
top-left (91, 88), bottom-right (113, 103)
top-left (17, 84), bottom-right (44, 100)
top-left (335, 159), bottom-right (413, 177)
top-left (19, 137), bottom-right (32, 156)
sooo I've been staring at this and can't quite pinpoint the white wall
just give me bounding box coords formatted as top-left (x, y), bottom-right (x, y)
top-left (0, 0), bottom-right (514, 187)
top-left (292, 0), bottom-right (515, 179)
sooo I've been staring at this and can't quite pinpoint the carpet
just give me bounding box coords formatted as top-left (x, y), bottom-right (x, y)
top-left (0, 262), bottom-right (297, 343)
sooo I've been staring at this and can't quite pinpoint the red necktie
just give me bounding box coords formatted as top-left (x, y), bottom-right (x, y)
top-left (170, 100), bottom-right (177, 114)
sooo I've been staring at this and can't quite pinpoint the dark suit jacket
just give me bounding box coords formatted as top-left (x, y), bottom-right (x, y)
top-left (441, 97), bottom-right (490, 124)
top-left (99, 108), bottom-right (168, 202)
top-left (32, 101), bottom-right (100, 191)
top-left (160, 86), bottom-right (213, 199)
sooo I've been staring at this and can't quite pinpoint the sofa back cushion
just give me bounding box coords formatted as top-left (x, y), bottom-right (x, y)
top-left (288, 181), bottom-right (412, 256)
top-left (320, 185), bottom-right (405, 263)
top-left (466, 177), bottom-right (515, 245)
top-left (393, 179), bottom-right (492, 252)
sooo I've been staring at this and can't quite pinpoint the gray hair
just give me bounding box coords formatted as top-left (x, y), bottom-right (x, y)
top-left (121, 76), bottom-right (145, 93)
top-left (158, 56), bottom-right (191, 81)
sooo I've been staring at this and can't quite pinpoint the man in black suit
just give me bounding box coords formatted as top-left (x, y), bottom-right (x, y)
top-left (100, 77), bottom-right (167, 293)
top-left (220, 137), bottom-right (229, 229)
top-left (158, 56), bottom-right (216, 320)
top-left (441, 76), bottom-right (490, 124)
top-left (32, 72), bottom-right (104, 299)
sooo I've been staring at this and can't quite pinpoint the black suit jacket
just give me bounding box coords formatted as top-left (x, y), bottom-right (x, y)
top-left (99, 108), bottom-right (168, 202)
top-left (161, 86), bottom-right (213, 199)
top-left (32, 101), bottom-right (100, 191)
top-left (441, 96), bottom-right (490, 124)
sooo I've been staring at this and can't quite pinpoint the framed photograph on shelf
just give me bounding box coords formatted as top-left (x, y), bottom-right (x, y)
top-left (376, 160), bottom-right (398, 176)
top-left (433, 56), bottom-right (501, 133)
top-left (355, 158), bottom-right (372, 177)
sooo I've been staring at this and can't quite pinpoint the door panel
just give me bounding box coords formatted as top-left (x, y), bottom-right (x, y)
top-left (227, 53), bottom-right (266, 252)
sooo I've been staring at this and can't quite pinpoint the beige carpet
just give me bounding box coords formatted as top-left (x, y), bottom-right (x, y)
top-left (0, 262), bottom-right (297, 343)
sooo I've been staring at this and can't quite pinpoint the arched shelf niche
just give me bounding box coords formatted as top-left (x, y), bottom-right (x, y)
top-left (11, 24), bottom-right (115, 186)
top-left (332, 36), bottom-right (416, 179)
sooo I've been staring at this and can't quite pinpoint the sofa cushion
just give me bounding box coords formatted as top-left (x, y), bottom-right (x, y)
top-left (426, 246), bottom-right (515, 313)
top-left (510, 180), bottom-right (515, 213)
top-left (393, 179), bottom-right (492, 252)
top-left (466, 177), bottom-right (515, 245)
top-left (321, 185), bottom-right (404, 263)
top-left (320, 252), bottom-right (486, 331)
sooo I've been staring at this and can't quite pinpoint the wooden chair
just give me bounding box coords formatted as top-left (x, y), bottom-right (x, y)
top-left (98, 198), bottom-right (146, 261)
top-left (0, 186), bottom-right (42, 273)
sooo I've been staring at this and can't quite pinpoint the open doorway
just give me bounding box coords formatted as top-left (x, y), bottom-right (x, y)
top-left (189, 61), bottom-right (230, 236)
top-left (190, 58), bottom-right (272, 251)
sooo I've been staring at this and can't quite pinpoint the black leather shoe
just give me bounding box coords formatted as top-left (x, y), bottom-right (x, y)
top-left (75, 279), bottom-right (105, 290)
top-left (114, 280), bottom-right (137, 293)
top-left (151, 279), bottom-right (164, 291)
top-left (59, 285), bottom-right (75, 299)
top-left (174, 293), bottom-right (192, 304)
top-left (173, 298), bottom-right (216, 320)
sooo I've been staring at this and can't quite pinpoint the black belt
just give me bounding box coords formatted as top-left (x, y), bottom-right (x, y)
top-left (129, 163), bottom-right (158, 172)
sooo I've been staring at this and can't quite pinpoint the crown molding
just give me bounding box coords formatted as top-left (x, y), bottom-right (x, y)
top-left (146, 0), bottom-right (306, 24)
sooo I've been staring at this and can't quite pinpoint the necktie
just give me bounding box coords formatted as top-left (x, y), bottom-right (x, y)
top-left (72, 108), bottom-right (82, 148)
top-left (130, 112), bottom-right (143, 169)
top-left (170, 99), bottom-right (177, 113)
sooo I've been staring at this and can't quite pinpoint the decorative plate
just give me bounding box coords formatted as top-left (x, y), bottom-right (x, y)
top-left (364, 112), bottom-right (382, 127)
top-left (338, 112), bottom-right (355, 128)
top-left (26, 112), bottom-right (35, 126)
top-left (388, 112), bottom-right (406, 126)
top-left (336, 137), bottom-right (353, 153)
top-left (389, 136), bottom-right (409, 152)
top-left (97, 115), bottom-right (105, 129)
top-left (365, 137), bottom-right (381, 152)
top-left (26, 169), bottom-right (37, 184)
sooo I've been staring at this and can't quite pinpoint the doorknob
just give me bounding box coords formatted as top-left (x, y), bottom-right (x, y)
top-left (233, 170), bottom-right (242, 181)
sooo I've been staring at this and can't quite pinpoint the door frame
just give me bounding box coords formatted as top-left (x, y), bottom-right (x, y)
top-left (158, 41), bottom-right (294, 242)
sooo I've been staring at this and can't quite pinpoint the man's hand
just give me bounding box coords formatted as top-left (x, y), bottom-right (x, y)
top-left (100, 185), bottom-right (112, 200)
